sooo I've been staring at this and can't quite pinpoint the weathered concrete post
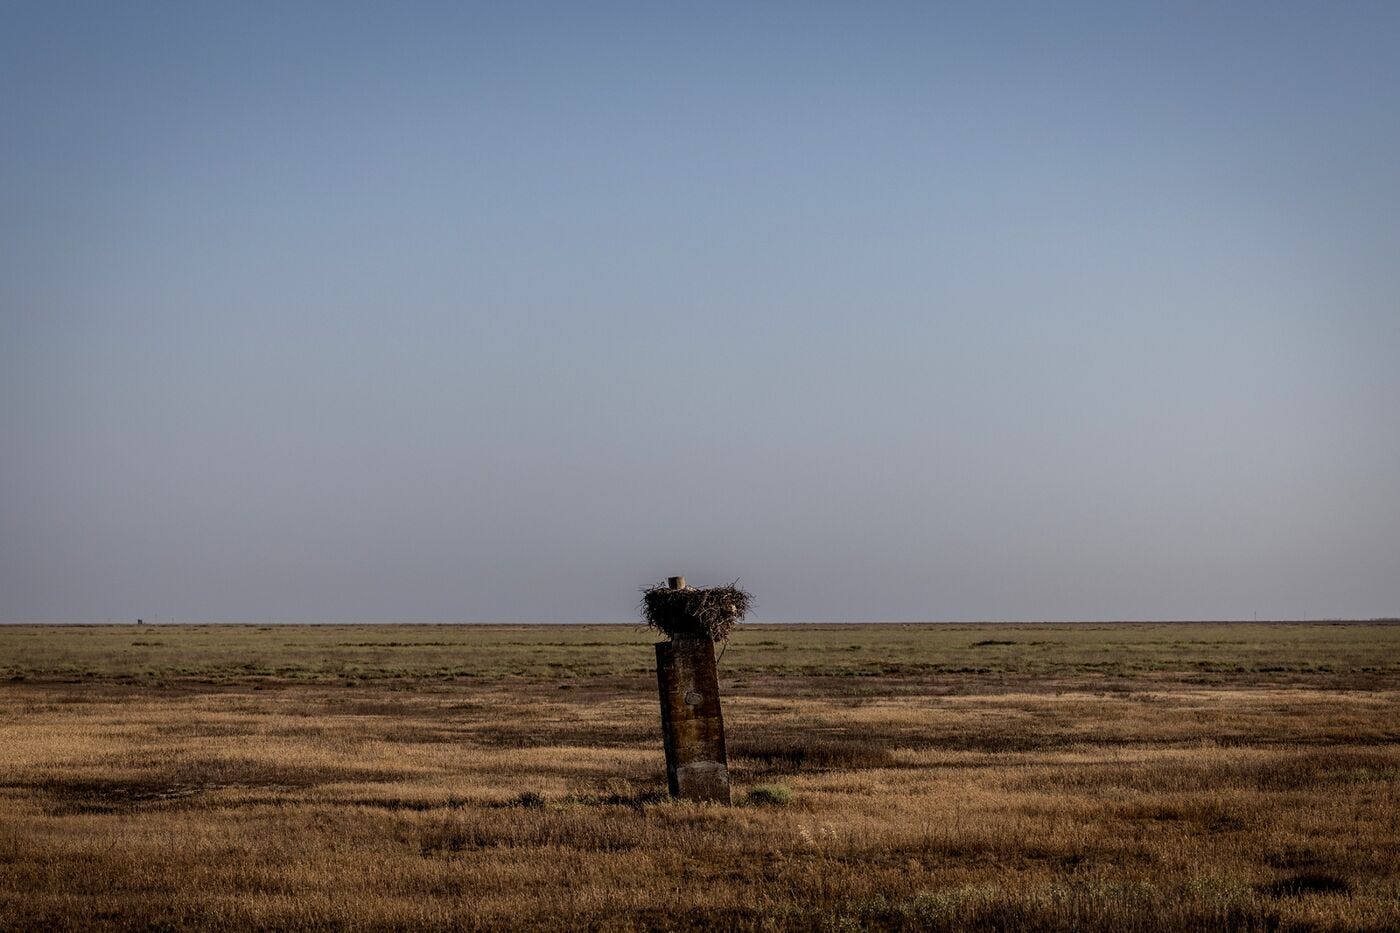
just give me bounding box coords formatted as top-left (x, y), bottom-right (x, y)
top-left (654, 576), bottom-right (731, 803)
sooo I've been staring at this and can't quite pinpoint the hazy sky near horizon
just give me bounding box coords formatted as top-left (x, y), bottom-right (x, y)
top-left (3, 2), bottom-right (1398, 623)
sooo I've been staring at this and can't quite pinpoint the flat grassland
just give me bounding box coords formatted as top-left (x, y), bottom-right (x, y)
top-left (2, 622), bottom-right (1398, 931)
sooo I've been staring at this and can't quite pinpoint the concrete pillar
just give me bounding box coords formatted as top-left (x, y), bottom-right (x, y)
top-left (655, 635), bottom-right (730, 803)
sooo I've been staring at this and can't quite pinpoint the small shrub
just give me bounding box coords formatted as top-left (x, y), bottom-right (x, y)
top-left (747, 784), bottom-right (793, 806)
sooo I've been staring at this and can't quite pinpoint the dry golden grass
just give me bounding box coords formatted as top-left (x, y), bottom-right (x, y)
top-left (1, 622), bottom-right (1398, 930)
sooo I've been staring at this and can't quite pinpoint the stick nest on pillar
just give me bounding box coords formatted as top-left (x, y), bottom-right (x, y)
top-left (641, 583), bottom-right (752, 642)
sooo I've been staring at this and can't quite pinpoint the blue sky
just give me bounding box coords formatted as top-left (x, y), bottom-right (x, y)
top-left (2, 2), bottom-right (1397, 622)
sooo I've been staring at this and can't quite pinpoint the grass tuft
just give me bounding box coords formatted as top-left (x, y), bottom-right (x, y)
top-left (509, 790), bottom-right (546, 809)
top-left (746, 783), bottom-right (793, 806)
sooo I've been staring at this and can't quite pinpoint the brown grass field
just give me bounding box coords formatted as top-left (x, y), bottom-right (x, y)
top-left (2, 621), bottom-right (1398, 931)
